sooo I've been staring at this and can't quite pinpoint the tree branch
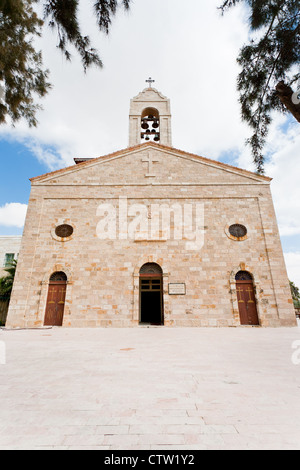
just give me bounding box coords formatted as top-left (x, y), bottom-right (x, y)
top-left (276, 81), bottom-right (300, 122)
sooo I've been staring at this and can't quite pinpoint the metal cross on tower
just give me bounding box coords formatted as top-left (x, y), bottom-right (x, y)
top-left (146, 77), bottom-right (155, 88)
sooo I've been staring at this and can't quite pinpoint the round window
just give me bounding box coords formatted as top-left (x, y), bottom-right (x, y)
top-left (55, 224), bottom-right (74, 239)
top-left (229, 224), bottom-right (247, 239)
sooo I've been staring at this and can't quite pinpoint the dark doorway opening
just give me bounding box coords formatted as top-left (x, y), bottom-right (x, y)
top-left (139, 264), bottom-right (164, 325)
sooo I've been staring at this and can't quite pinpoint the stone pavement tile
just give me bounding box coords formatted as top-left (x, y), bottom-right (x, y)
top-left (34, 446), bottom-right (71, 450)
top-left (128, 424), bottom-right (165, 435)
top-left (134, 408), bottom-right (188, 417)
top-left (183, 433), bottom-right (226, 448)
top-left (0, 433), bottom-right (66, 449)
top-left (102, 434), bottom-right (143, 447)
top-left (106, 445), bottom-right (152, 450)
top-left (1, 327), bottom-right (300, 450)
top-left (199, 409), bottom-right (259, 426)
top-left (235, 424), bottom-right (300, 436)
top-left (0, 425), bottom-right (56, 437)
top-left (54, 425), bottom-right (98, 436)
top-left (0, 409), bottom-right (91, 427)
top-left (102, 433), bottom-right (187, 447)
top-left (119, 415), bottom-right (205, 426)
top-left (62, 435), bottom-right (107, 447)
top-left (200, 403), bottom-right (300, 427)
top-left (0, 446), bottom-right (72, 451)
top-left (161, 424), bottom-right (237, 435)
top-left (139, 434), bottom-right (188, 446)
top-left (94, 425), bottom-right (130, 435)
top-left (65, 446), bottom-right (111, 450)
top-left (221, 432), bottom-right (300, 450)
top-left (228, 412), bottom-right (299, 426)
top-left (154, 399), bottom-right (197, 410)
top-left (150, 445), bottom-right (207, 450)
top-left (86, 415), bottom-right (122, 426)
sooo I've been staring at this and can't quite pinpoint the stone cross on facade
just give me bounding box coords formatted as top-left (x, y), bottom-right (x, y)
top-left (142, 153), bottom-right (160, 177)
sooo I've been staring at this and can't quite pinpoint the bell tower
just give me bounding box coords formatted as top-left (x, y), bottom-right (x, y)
top-left (129, 79), bottom-right (172, 147)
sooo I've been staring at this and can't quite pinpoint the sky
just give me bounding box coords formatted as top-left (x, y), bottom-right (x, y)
top-left (0, 0), bottom-right (299, 287)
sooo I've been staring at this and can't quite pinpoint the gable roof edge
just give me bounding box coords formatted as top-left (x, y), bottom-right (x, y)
top-left (30, 142), bottom-right (272, 184)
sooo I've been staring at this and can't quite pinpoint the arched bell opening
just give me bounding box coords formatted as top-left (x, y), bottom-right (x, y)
top-left (139, 263), bottom-right (164, 325)
top-left (141, 107), bottom-right (160, 143)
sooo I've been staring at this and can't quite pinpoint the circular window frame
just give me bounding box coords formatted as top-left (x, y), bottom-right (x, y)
top-left (225, 223), bottom-right (248, 242)
top-left (51, 222), bottom-right (75, 242)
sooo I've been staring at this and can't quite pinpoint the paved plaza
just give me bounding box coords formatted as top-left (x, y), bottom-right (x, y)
top-left (0, 326), bottom-right (300, 450)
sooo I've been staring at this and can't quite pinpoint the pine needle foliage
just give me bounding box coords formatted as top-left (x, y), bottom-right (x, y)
top-left (220, 0), bottom-right (300, 174)
top-left (0, 0), bottom-right (50, 126)
top-left (0, 0), bottom-right (131, 126)
top-left (0, 259), bottom-right (17, 299)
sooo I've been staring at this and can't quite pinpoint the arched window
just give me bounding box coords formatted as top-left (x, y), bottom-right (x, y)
top-left (235, 271), bottom-right (253, 281)
top-left (49, 271), bottom-right (68, 282)
top-left (140, 263), bottom-right (163, 276)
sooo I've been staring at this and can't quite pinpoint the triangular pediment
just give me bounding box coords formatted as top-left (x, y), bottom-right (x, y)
top-left (31, 143), bottom-right (271, 186)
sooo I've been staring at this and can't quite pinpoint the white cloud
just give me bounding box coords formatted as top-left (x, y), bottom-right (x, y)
top-left (0, 0), bottom-right (249, 168)
top-left (0, 203), bottom-right (28, 228)
top-left (0, 0), bottom-right (298, 276)
top-left (264, 119), bottom-right (300, 239)
top-left (284, 252), bottom-right (300, 288)
top-left (236, 112), bottom-right (300, 244)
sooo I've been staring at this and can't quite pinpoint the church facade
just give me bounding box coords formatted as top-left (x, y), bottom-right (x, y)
top-left (6, 87), bottom-right (296, 328)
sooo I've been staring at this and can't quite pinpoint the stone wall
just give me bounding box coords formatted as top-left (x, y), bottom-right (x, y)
top-left (6, 144), bottom-right (296, 328)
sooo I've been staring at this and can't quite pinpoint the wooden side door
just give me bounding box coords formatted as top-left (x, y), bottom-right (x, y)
top-left (44, 281), bottom-right (67, 326)
top-left (236, 281), bottom-right (259, 326)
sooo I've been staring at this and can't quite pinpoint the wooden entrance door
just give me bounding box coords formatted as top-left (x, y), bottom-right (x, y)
top-left (236, 271), bottom-right (259, 326)
top-left (44, 272), bottom-right (67, 326)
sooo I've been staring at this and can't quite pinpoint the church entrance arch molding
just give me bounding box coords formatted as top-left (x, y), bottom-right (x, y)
top-left (44, 272), bottom-right (68, 326)
top-left (229, 265), bottom-right (261, 326)
top-left (38, 265), bottom-right (73, 327)
top-left (133, 259), bottom-right (169, 325)
top-left (139, 263), bottom-right (164, 325)
top-left (235, 271), bottom-right (260, 326)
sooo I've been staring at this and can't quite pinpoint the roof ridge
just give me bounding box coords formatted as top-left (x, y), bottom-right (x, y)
top-left (30, 142), bottom-right (271, 183)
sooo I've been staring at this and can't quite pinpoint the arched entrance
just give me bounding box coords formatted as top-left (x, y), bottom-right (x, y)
top-left (140, 263), bottom-right (164, 325)
top-left (236, 271), bottom-right (259, 326)
top-left (44, 272), bottom-right (67, 326)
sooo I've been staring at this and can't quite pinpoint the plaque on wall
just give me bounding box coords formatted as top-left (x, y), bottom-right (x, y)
top-left (168, 283), bottom-right (186, 295)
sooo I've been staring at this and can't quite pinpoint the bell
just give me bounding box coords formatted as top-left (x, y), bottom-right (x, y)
top-left (148, 115), bottom-right (154, 120)
top-left (152, 120), bottom-right (159, 129)
top-left (154, 134), bottom-right (160, 142)
top-left (145, 136), bottom-right (150, 141)
top-left (141, 120), bottom-right (149, 130)
top-left (146, 129), bottom-right (151, 134)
